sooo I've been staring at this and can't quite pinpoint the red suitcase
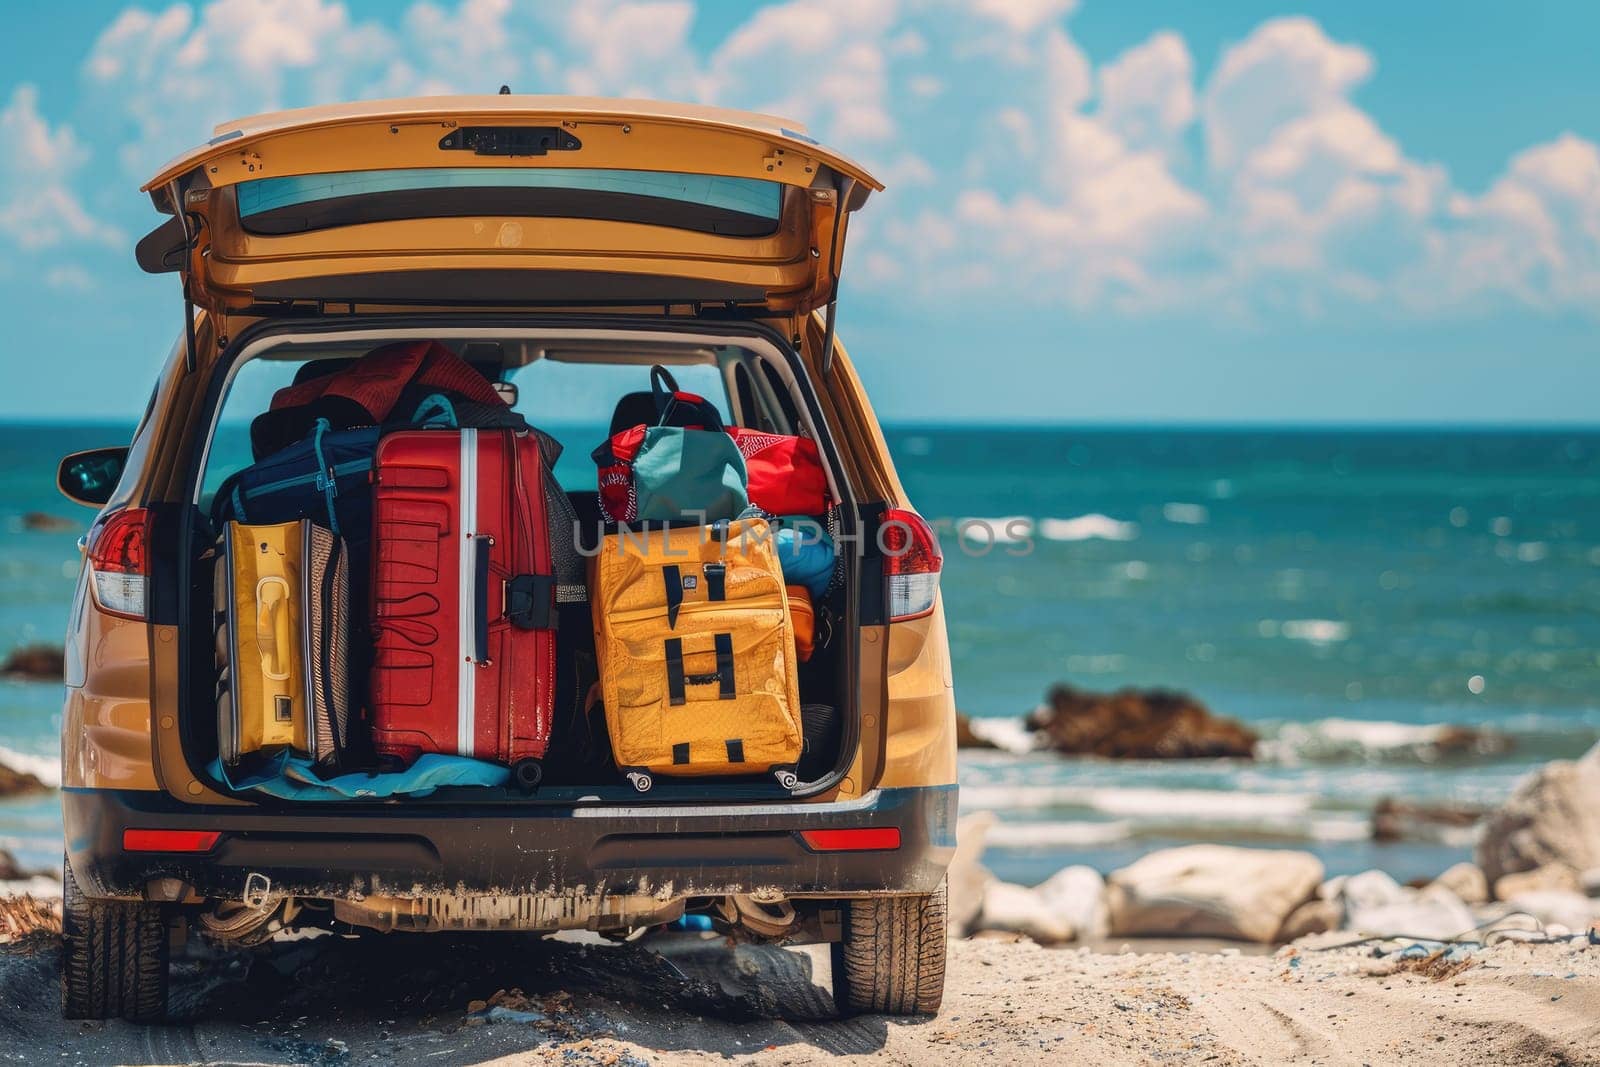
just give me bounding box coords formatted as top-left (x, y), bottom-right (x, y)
top-left (369, 428), bottom-right (556, 788)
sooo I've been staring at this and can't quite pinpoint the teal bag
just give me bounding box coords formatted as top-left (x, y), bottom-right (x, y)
top-left (594, 365), bottom-right (750, 523)
top-left (633, 426), bottom-right (749, 522)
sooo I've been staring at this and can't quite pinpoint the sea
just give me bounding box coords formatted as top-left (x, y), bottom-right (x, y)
top-left (4, 423), bottom-right (1599, 885)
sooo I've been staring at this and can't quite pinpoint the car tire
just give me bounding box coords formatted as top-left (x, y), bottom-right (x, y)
top-left (831, 879), bottom-right (947, 1016)
top-left (60, 858), bottom-right (169, 1022)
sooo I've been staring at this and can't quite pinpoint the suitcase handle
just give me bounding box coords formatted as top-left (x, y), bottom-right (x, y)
top-left (254, 576), bottom-right (292, 681)
top-left (472, 535), bottom-right (492, 664)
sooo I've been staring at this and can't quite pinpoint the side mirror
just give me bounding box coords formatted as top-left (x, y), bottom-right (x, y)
top-left (58, 447), bottom-right (130, 508)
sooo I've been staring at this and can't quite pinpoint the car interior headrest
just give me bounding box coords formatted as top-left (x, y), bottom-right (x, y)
top-left (609, 391), bottom-right (659, 435)
top-left (291, 357), bottom-right (358, 386)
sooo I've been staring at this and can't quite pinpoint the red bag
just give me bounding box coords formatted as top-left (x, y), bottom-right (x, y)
top-left (368, 428), bottom-right (556, 790)
top-left (251, 340), bottom-right (511, 459)
top-left (594, 424), bottom-right (647, 525)
top-left (727, 428), bottom-right (828, 517)
top-left (594, 365), bottom-right (830, 522)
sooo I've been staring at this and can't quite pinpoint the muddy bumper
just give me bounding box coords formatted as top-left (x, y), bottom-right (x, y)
top-left (63, 785), bottom-right (957, 903)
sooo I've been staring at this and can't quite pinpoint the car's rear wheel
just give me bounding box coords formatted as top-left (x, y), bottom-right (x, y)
top-left (831, 879), bottom-right (947, 1016)
top-left (60, 858), bottom-right (169, 1022)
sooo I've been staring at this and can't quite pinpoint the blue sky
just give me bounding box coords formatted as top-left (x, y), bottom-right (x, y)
top-left (1, 0), bottom-right (1597, 423)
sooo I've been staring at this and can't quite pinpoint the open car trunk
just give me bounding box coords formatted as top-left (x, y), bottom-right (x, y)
top-left (178, 320), bottom-right (862, 806)
top-left (138, 96), bottom-right (878, 321)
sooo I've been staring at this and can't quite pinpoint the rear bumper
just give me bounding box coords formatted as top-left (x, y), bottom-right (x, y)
top-left (63, 784), bottom-right (956, 903)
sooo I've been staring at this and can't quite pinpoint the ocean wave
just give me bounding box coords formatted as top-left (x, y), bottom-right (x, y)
top-left (0, 876), bottom-right (61, 898)
top-left (962, 717), bottom-right (1043, 754)
top-left (0, 745), bottom-right (59, 788)
top-left (1162, 502), bottom-right (1209, 525)
top-left (984, 820), bottom-right (1133, 848)
top-left (1258, 618), bottom-right (1350, 644)
top-left (899, 435), bottom-right (932, 457)
top-left (955, 516), bottom-right (1034, 545)
top-left (1256, 718), bottom-right (1519, 765)
top-left (960, 784), bottom-right (1312, 820)
top-left (1038, 514), bottom-right (1139, 542)
top-left (980, 813), bottom-right (1376, 850)
top-left (1306, 816), bottom-right (1373, 843)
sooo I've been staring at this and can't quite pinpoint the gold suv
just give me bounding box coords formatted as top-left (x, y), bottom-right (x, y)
top-left (57, 97), bottom-right (957, 1021)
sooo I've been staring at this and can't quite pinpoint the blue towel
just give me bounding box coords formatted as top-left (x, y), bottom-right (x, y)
top-left (211, 752), bottom-right (510, 800)
top-left (771, 522), bottom-right (837, 598)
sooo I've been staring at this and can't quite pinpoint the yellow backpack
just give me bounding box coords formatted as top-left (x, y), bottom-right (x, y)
top-left (591, 517), bottom-right (803, 792)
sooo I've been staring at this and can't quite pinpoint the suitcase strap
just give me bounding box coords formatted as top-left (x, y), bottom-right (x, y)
top-left (505, 430), bottom-right (557, 631)
top-left (505, 574), bottom-right (554, 630)
top-left (662, 562), bottom-right (727, 630)
top-left (671, 739), bottom-right (746, 766)
top-left (663, 565), bottom-right (683, 628)
top-left (664, 633), bottom-right (736, 706)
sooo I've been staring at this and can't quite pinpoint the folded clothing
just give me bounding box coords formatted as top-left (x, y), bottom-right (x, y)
top-left (211, 751), bottom-right (510, 800)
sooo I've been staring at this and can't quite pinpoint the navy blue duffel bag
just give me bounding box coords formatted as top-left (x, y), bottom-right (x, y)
top-left (212, 419), bottom-right (381, 543)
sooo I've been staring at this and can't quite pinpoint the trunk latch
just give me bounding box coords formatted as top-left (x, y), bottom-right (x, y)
top-left (438, 126), bottom-right (582, 156)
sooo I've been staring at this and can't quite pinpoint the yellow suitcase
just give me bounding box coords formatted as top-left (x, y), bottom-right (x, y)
top-left (216, 520), bottom-right (348, 767)
top-left (592, 517), bottom-right (803, 792)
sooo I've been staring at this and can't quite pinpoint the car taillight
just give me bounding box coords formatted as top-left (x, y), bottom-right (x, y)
top-left (881, 508), bottom-right (942, 621)
top-left (798, 827), bottom-right (902, 852)
top-left (122, 829), bottom-right (221, 853)
top-left (86, 507), bottom-right (151, 620)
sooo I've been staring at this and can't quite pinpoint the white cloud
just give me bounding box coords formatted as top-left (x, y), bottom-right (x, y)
top-left (85, 0), bottom-right (400, 178)
top-left (45, 265), bottom-right (95, 291)
top-left (403, 0), bottom-right (516, 87)
top-left (704, 0), bottom-right (899, 143)
top-left (0, 85), bottom-right (119, 252)
top-left (33, 1), bottom-right (1600, 323)
top-left (1204, 16), bottom-right (1372, 173)
top-left (1096, 31), bottom-right (1195, 159)
top-left (1223, 106), bottom-right (1445, 290)
top-left (969, 0), bottom-right (1076, 34)
top-left (1413, 134), bottom-right (1600, 311)
top-left (560, 2), bottom-right (699, 98)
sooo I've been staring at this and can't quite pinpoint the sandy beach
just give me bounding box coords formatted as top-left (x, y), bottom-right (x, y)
top-left (0, 916), bottom-right (1595, 1066)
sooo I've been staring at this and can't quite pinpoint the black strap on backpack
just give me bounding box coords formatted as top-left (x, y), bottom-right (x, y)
top-left (665, 637), bottom-right (687, 706)
top-left (663, 633), bottom-right (736, 704)
top-left (650, 365), bottom-right (724, 431)
top-left (662, 565), bottom-right (683, 628)
top-left (703, 563), bottom-right (726, 602)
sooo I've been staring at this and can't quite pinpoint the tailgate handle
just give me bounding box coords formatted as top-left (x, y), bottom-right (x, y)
top-left (439, 126), bottom-right (583, 156)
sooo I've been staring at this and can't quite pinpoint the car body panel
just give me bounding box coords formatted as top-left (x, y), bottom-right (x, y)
top-left (61, 602), bottom-right (160, 792)
top-left (142, 97), bottom-right (878, 316)
top-left (64, 783), bottom-right (957, 902)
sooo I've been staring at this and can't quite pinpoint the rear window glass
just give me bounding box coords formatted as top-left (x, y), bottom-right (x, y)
top-left (236, 168), bottom-right (783, 238)
top-left (196, 352), bottom-right (732, 506)
top-left (508, 361), bottom-right (729, 490)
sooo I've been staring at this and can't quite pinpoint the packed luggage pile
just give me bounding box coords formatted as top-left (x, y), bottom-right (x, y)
top-left (209, 342), bottom-right (839, 798)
